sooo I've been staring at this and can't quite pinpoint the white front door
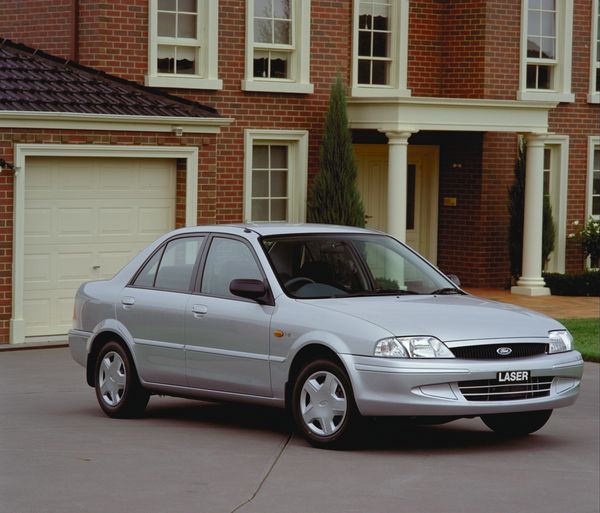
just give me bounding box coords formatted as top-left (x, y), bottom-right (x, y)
top-left (24, 157), bottom-right (176, 337)
top-left (355, 145), bottom-right (439, 263)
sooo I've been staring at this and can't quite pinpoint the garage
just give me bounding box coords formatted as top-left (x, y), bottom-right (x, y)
top-left (23, 157), bottom-right (176, 338)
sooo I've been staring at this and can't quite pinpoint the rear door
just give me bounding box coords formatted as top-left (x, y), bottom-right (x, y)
top-left (117, 236), bottom-right (205, 385)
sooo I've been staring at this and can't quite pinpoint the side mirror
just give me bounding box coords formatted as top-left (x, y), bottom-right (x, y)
top-left (229, 279), bottom-right (269, 303)
top-left (447, 274), bottom-right (461, 287)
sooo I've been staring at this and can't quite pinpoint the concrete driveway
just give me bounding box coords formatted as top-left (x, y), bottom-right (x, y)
top-left (1, 348), bottom-right (598, 513)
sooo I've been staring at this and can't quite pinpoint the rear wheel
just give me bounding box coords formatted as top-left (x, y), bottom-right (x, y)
top-left (481, 410), bottom-right (552, 436)
top-left (291, 359), bottom-right (359, 448)
top-left (94, 341), bottom-right (149, 418)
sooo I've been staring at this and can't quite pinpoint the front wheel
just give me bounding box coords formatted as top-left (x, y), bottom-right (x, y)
top-left (94, 341), bottom-right (149, 418)
top-left (291, 359), bottom-right (359, 448)
top-left (481, 410), bottom-right (552, 436)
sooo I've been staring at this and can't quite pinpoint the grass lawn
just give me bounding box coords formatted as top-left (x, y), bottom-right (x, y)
top-left (559, 318), bottom-right (600, 363)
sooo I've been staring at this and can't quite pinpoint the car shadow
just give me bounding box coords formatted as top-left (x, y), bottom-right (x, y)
top-left (142, 398), bottom-right (567, 454)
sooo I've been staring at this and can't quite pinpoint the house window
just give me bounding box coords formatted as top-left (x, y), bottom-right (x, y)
top-left (519, 0), bottom-right (573, 102)
top-left (146, 0), bottom-right (222, 90)
top-left (590, 0), bottom-right (600, 102)
top-left (351, 0), bottom-right (410, 97)
top-left (242, 0), bottom-right (313, 94)
top-left (244, 130), bottom-right (308, 222)
top-left (590, 140), bottom-right (600, 219)
top-left (542, 137), bottom-right (570, 274)
top-left (250, 145), bottom-right (289, 222)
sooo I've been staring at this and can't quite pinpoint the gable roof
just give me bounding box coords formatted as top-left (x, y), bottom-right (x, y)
top-left (0, 39), bottom-right (220, 118)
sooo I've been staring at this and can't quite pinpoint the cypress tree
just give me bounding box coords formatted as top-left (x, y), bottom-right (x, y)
top-left (542, 195), bottom-right (556, 269)
top-left (307, 75), bottom-right (365, 227)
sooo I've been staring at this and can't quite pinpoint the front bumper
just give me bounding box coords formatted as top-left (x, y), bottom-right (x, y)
top-left (340, 351), bottom-right (584, 416)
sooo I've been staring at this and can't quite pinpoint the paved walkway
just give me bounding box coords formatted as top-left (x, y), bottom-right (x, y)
top-left (466, 288), bottom-right (599, 319)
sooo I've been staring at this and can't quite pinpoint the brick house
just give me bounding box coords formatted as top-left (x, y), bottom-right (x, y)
top-left (0, 0), bottom-right (598, 345)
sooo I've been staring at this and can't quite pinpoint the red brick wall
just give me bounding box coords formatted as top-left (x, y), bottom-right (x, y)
top-left (0, 0), bottom-right (73, 59)
top-left (0, 129), bottom-right (217, 342)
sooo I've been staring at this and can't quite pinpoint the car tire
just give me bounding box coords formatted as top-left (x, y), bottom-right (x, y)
top-left (291, 359), bottom-right (359, 448)
top-left (94, 341), bottom-right (149, 418)
top-left (481, 409), bottom-right (553, 436)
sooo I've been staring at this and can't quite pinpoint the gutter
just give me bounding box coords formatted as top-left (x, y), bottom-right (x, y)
top-left (0, 111), bottom-right (234, 134)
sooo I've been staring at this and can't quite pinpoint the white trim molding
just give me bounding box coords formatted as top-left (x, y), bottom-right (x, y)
top-left (589, 0), bottom-right (600, 103)
top-left (587, 136), bottom-right (600, 220)
top-left (347, 96), bottom-right (556, 133)
top-left (0, 111), bottom-right (233, 134)
top-left (543, 134), bottom-right (569, 274)
top-left (242, 0), bottom-right (313, 94)
top-left (146, 0), bottom-right (222, 90)
top-left (351, 0), bottom-right (411, 98)
top-left (518, 0), bottom-right (575, 103)
top-left (10, 144), bottom-right (200, 345)
top-left (243, 129), bottom-right (308, 223)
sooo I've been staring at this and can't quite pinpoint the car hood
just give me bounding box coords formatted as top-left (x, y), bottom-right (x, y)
top-left (304, 294), bottom-right (563, 342)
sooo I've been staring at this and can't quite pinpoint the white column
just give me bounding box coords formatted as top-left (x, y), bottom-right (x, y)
top-left (512, 134), bottom-right (550, 296)
top-left (384, 131), bottom-right (414, 242)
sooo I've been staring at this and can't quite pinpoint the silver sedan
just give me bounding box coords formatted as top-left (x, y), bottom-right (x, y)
top-left (69, 224), bottom-right (583, 448)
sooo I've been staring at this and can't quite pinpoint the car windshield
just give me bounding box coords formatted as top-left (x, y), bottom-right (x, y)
top-left (261, 233), bottom-right (457, 299)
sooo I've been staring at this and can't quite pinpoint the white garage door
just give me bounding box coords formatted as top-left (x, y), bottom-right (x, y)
top-left (24, 157), bottom-right (176, 337)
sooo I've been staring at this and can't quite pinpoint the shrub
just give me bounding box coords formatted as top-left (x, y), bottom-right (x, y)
top-left (307, 75), bottom-right (365, 227)
top-left (543, 271), bottom-right (600, 296)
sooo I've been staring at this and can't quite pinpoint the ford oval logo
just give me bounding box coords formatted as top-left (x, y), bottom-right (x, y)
top-left (497, 347), bottom-right (513, 356)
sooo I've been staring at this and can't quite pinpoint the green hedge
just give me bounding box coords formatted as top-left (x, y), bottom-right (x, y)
top-left (543, 271), bottom-right (600, 296)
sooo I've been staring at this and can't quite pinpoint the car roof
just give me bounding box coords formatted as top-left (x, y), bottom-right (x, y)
top-left (170, 223), bottom-right (378, 237)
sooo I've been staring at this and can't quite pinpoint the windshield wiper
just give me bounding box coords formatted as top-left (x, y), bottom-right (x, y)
top-left (429, 287), bottom-right (464, 295)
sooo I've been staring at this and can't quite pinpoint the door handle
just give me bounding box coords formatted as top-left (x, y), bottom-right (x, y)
top-left (192, 304), bottom-right (208, 315)
top-left (121, 296), bottom-right (135, 307)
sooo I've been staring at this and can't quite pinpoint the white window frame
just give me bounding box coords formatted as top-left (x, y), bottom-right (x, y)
top-left (542, 135), bottom-right (569, 273)
top-left (146, 0), bottom-right (222, 90)
top-left (351, 0), bottom-right (410, 98)
top-left (589, 0), bottom-right (600, 103)
top-left (518, 0), bottom-right (574, 102)
top-left (587, 136), bottom-right (600, 220)
top-left (243, 129), bottom-right (308, 222)
top-left (242, 0), bottom-right (313, 94)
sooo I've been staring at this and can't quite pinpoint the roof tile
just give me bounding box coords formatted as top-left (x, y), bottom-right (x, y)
top-left (0, 39), bottom-right (219, 118)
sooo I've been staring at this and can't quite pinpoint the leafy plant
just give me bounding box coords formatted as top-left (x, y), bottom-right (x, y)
top-left (508, 137), bottom-right (525, 280)
top-left (542, 195), bottom-right (556, 269)
top-left (307, 75), bottom-right (365, 227)
top-left (568, 217), bottom-right (600, 268)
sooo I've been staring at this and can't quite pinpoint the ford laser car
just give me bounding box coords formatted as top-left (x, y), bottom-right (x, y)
top-left (69, 224), bottom-right (583, 447)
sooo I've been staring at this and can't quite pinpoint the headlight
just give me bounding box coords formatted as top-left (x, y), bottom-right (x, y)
top-left (374, 336), bottom-right (455, 358)
top-left (548, 330), bottom-right (573, 354)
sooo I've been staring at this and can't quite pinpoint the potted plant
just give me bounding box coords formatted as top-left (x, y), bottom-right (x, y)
top-left (568, 217), bottom-right (600, 269)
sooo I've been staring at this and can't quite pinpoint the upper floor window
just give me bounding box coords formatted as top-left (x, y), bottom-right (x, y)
top-left (351, 0), bottom-right (410, 97)
top-left (242, 0), bottom-right (313, 94)
top-left (146, 0), bottom-right (222, 90)
top-left (518, 0), bottom-right (574, 102)
top-left (589, 0), bottom-right (600, 103)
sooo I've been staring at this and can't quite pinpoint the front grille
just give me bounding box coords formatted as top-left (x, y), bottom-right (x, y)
top-left (451, 343), bottom-right (548, 359)
top-left (458, 376), bottom-right (553, 401)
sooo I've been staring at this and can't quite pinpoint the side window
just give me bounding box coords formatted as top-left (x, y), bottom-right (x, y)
top-left (201, 238), bottom-right (263, 298)
top-left (133, 236), bottom-right (205, 292)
